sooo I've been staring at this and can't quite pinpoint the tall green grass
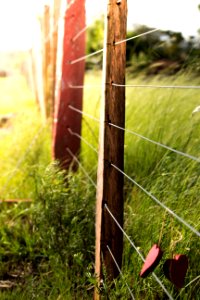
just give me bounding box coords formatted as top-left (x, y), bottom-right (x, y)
top-left (0, 74), bottom-right (96, 299)
top-left (0, 70), bottom-right (199, 299)
top-left (82, 70), bottom-right (200, 299)
top-left (0, 75), bottom-right (51, 199)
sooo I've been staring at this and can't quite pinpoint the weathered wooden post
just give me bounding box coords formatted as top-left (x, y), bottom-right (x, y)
top-left (52, 0), bottom-right (86, 169)
top-left (43, 4), bottom-right (51, 118)
top-left (95, 0), bottom-right (127, 298)
top-left (51, 0), bottom-right (61, 117)
top-left (29, 48), bottom-right (40, 108)
top-left (31, 17), bottom-right (46, 122)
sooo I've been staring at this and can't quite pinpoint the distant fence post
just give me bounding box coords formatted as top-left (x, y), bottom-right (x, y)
top-left (43, 5), bottom-right (51, 118)
top-left (95, 0), bottom-right (127, 298)
top-left (52, 0), bottom-right (61, 117)
top-left (31, 17), bottom-right (46, 122)
top-left (52, 0), bottom-right (86, 170)
top-left (29, 48), bottom-right (40, 108)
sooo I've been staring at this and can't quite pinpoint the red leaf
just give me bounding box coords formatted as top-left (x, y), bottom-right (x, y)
top-left (163, 254), bottom-right (188, 288)
top-left (140, 244), bottom-right (163, 278)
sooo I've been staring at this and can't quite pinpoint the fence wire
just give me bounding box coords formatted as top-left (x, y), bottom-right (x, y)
top-left (107, 245), bottom-right (135, 300)
top-left (109, 122), bottom-right (200, 163)
top-left (68, 106), bottom-right (200, 163)
top-left (68, 107), bottom-right (200, 236)
top-left (68, 105), bottom-right (100, 122)
top-left (68, 128), bottom-right (98, 154)
top-left (111, 163), bottom-right (200, 237)
top-left (112, 83), bottom-right (200, 89)
top-left (67, 148), bottom-right (97, 188)
top-left (69, 27), bottom-right (161, 65)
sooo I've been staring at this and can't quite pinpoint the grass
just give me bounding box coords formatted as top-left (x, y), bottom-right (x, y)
top-left (0, 74), bottom-right (51, 199)
top-left (0, 69), bottom-right (200, 299)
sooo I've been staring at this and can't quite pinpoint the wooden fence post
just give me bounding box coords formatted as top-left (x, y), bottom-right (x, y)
top-left (95, 0), bottom-right (127, 298)
top-left (29, 48), bottom-right (40, 108)
top-left (31, 17), bottom-right (46, 122)
top-left (43, 5), bottom-right (51, 118)
top-left (52, 0), bottom-right (61, 117)
top-left (52, 0), bottom-right (86, 170)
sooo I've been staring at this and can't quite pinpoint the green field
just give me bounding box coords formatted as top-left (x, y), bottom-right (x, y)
top-left (0, 70), bottom-right (199, 299)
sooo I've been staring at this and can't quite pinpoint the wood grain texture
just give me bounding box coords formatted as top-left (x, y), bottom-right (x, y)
top-left (95, 0), bottom-right (127, 296)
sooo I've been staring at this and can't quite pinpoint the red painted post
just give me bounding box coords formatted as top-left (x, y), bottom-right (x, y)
top-left (53, 0), bottom-right (86, 170)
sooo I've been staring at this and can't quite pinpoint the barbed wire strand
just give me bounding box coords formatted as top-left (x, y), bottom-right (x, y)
top-left (106, 245), bottom-right (135, 300)
top-left (115, 28), bottom-right (159, 45)
top-left (110, 163), bottom-right (200, 237)
top-left (66, 148), bottom-right (97, 188)
top-left (104, 204), bottom-right (144, 261)
top-left (72, 7), bottom-right (107, 42)
top-left (0, 125), bottom-right (45, 196)
top-left (112, 83), bottom-right (200, 90)
top-left (69, 28), bottom-right (160, 65)
top-left (82, 117), bottom-right (99, 143)
top-left (109, 123), bottom-right (200, 163)
top-left (69, 49), bottom-right (103, 65)
top-left (67, 107), bottom-right (200, 163)
top-left (68, 128), bottom-right (98, 154)
top-left (72, 24), bottom-right (89, 42)
top-left (104, 204), bottom-right (174, 300)
top-left (184, 275), bottom-right (200, 289)
top-left (60, 82), bottom-right (200, 90)
top-left (68, 105), bottom-right (100, 122)
top-left (177, 275), bottom-right (200, 299)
